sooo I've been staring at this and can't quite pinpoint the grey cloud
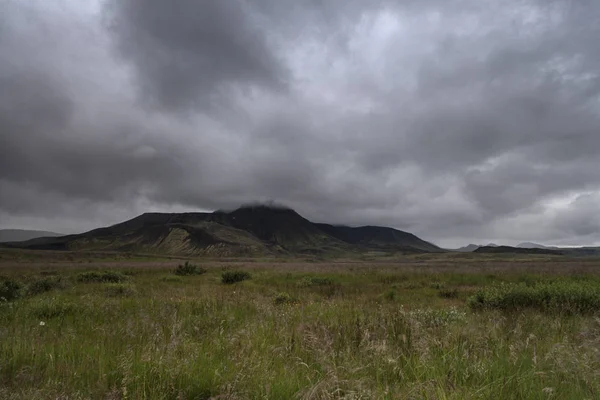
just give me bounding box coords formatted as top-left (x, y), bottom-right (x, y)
top-left (0, 2), bottom-right (185, 209)
top-left (552, 193), bottom-right (600, 238)
top-left (104, 0), bottom-right (288, 112)
top-left (2, 0), bottom-right (600, 247)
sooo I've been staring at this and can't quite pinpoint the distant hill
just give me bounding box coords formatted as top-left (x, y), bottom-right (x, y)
top-left (450, 243), bottom-right (499, 252)
top-left (0, 229), bottom-right (62, 243)
top-left (316, 223), bottom-right (439, 252)
top-left (561, 247), bottom-right (600, 257)
top-left (514, 242), bottom-right (600, 256)
top-left (474, 245), bottom-right (563, 255)
top-left (452, 244), bottom-right (480, 252)
top-left (4, 205), bottom-right (441, 256)
top-left (516, 242), bottom-right (559, 250)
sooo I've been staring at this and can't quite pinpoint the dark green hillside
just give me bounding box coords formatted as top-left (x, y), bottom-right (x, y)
top-left (315, 224), bottom-right (441, 252)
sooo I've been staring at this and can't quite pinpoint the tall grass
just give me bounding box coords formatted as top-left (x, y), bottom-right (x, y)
top-left (76, 271), bottom-right (128, 283)
top-left (173, 261), bottom-right (207, 276)
top-left (221, 270), bottom-right (251, 284)
top-left (468, 281), bottom-right (600, 313)
top-left (0, 265), bottom-right (599, 399)
top-left (0, 278), bottom-right (21, 301)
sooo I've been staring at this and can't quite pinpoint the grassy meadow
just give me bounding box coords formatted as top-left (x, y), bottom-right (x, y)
top-left (1, 253), bottom-right (600, 399)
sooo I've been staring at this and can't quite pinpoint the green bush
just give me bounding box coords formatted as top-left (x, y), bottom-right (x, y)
top-left (468, 281), bottom-right (600, 314)
top-left (402, 282), bottom-right (424, 290)
top-left (30, 298), bottom-right (79, 319)
top-left (381, 288), bottom-right (397, 301)
top-left (0, 279), bottom-right (22, 301)
top-left (377, 274), bottom-right (409, 284)
top-left (38, 270), bottom-right (59, 276)
top-left (274, 292), bottom-right (295, 305)
top-left (438, 288), bottom-right (459, 298)
top-left (296, 276), bottom-right (334, 288)
top-left (174, 261), bottom-right (207, 276)
top-left (221, 270), bottom-right (251, 284)
top-left (161, 276), bottom-right (183, 283)
top-left (76, 271), bottom-right (128, 283)
top-left (104, 283), bottom-right (137, 297)
top-left (26, 276), bottom-right (64, 296)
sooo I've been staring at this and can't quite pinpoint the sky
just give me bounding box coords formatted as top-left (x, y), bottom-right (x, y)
top-left (1, 0), bottom-right (600, 248)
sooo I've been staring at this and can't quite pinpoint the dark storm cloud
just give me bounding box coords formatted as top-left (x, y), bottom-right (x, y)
top-left (0, 1), bottom-right (185, 215)
top-left (105, 0), bottom-right (287, 111)
top-left (2, 0), bottom-right (600, 247)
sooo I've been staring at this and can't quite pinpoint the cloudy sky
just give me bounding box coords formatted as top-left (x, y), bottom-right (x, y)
top-left (1, 0), bottom-right (600, 248)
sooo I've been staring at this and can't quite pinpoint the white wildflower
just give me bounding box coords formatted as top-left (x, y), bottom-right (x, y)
top-left (542, 387), bottom-right (555, 395)
top-left (39, 321), bottom-right (46, 326)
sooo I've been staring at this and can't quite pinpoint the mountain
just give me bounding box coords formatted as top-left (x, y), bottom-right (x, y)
top-left (516, 242), bottom-right (559, 250)
top-left (474, 245), bottom-right (563, 255)
top-left (0, 229), bottom-right (63, 243)
top-left (314, 224), bottom-right (439, 252)
top-left (215, 206), bottom-right (345, 253)
top-left (450, 243), bottom-right (499, 252)
top-left (561, 247), bottom-right (600, 257)
top-left (452, 244), bottom-right (480, 252)
top-left (515, 242), bottom-right (600, 256)
top-left (4, 205), bottom-right (441, 256)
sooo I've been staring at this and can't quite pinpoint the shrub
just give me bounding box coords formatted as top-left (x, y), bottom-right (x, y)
top-left (468, 281), bottom-right (600, 314)
top-left (274, 292), bottom-right (295, 305)
top-left (26, 276), bottom-right (64, 296)
top-left (297, 276), bottom-right (334, 288)
top-left (38, 270), bottom-right (59, 276)
top-left (104, 283), bottom-right (137, 297)
top-left (381, 289), bottom-right (397, 301)
top-left (221, 270), bottom-right (251, 284)
top-left (161, 276), bottom-right (183, 283)
top-left (30, 298), bottom-right (79, 319)
top-left (438, 288), bottom-right (459, 298)
top-left (402, 282), bottom-right (423, 290)
top-left (76, 271), bottom-right (128, 283)
top-left (377, 274), bottom-right (409, 284)
top-left (174, 261), bottom-right (206, 276)
top-left (0, 279), bottom-right (22, 301)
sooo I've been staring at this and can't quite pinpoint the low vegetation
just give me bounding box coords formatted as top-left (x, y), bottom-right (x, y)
top-left (296, 275), bottom-right (334, 287)
top-left (468, 280), bottom-right (600, 314)
top-left (76, 270), bottom-right (128, 283)
top-left (273, 291), bottom-right (296, 305)
top-left (173, 261), bottom-right (207, 276)
top-left (1, 259), bottom-right (600, 399)
top-left (221, 270), bottom-right (251, 284)
top-left (103, 283), bottom-right (137, 297)
top-left (438, 287), bottom-right (459, 298)
top-left (25, 276), bottom-right (64, 296)
top-left (0, 278), bottom-right (21, 301)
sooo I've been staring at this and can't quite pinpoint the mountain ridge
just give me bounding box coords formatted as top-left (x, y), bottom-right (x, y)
top-left (516, 242), bottom-right (559, 250)
top-left (0, 229), bottom-right (63, 243)
top-left (474, 245), bottom-right (563, 255)
top-left (3, 205), bottom-right (441, 256)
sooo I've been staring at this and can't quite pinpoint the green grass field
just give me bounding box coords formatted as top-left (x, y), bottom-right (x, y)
top-left (1, 256), bottom-right (600, 399)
